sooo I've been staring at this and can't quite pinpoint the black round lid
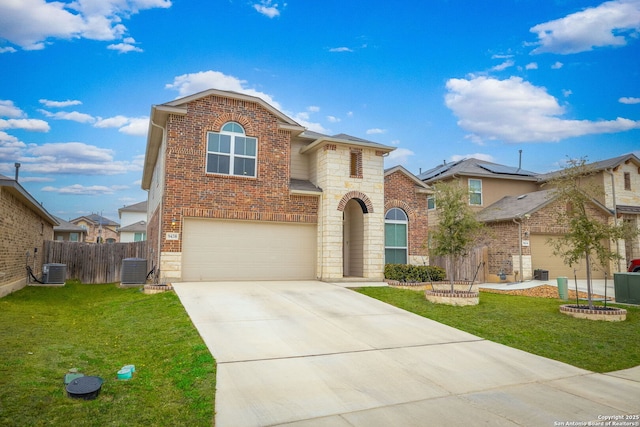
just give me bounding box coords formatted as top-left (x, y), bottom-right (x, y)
top-left (66, 376), bottom-right (103, 394)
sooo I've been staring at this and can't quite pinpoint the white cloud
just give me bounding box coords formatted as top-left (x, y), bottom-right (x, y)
top-left (38, 109), bottom-right (95, 123)
top-left (39, 99), bottom-right (82, 108)
top-left (42, 184), bottom-right (129, 195)
top-left (0, 132), bottom-right (26, 161)
top-left (366, 128), bottom-right (386, 135)
top-left (620, 96), bottom-right (640, 104)
top-left (118, 117), bottom-right (149, 136)
top-left (329, 47), bottom-right (353, 52)
top-left (551, 61), bottom-right (563, 69)
top-left (307, 106), bottom-right (320, 113)
top-left (384, 147), bottom-right (414, 167)
top-left (166, 70), bottom-right (282, 110)
top-left (0, 100), bottom-right (25, 118)
top-left (0, 0), bottom-right (171, 51)
top-left (450, 153), bottom-right (495, 163)
top-left (0, 118), bottom-right (50, 132)
top-left (530, 0), bottom-right (640, 54)
top-left (93, 115), bottom-right (148, 136)
top-left (0, 46), bottom-right (17, 54)
top-left (444, 76), bottom-right (640, 143)
top-left (492, 60), bottom-right (515, 71)
top-left (107, 37), bottom-right (143, 53)
top-left (525, 62), bottom-right (538, 70)
top-left (563, 89), bottom-right (573, 97)
top-left (253, 0), bottom-right (284, 18)
top-left (22, 142), bottom-right (140, 175)
top-left (326, 115), bottom-right (341, 123)
top-left (94, 115), bottom-right (131, 128)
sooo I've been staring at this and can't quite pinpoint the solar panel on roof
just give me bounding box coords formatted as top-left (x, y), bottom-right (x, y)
top-left (418, 160), bottom-right (463, 180)
top-left (477, 163), bottom-right (536, 176)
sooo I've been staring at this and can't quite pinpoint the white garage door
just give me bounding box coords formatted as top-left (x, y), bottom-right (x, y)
top-left (530, 235), bottom-right (606, 280)
top-left (182, 219), bottom-right (317, 281)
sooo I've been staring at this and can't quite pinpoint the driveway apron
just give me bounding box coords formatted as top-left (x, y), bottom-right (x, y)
top-left (173, 281), bottom-right (640, 427)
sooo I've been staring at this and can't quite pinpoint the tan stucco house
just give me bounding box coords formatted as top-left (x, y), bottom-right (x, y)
top-left (141, 89), bottom-right (431, 283)
top-left (1, 174), bottom-right (58, 297)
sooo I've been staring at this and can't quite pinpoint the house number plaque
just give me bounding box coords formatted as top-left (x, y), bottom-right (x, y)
top-left (166, 232), bottom-right (180, 240)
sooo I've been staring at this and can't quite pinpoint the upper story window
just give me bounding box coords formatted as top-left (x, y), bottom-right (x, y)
top-left (350, 149), bottom-right (363, 178)
top-left (206, 122), bottom-right (257, 177)
top-left (427, 195), bottom-right (436, 210)
top-left (624, 172), bottom-right (631, 190)
top-left (469, 178), bottom-right (482, 205)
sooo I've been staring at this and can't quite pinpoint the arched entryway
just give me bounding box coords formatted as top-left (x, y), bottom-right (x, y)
top-left (343, 199), bottom-right (365, 277)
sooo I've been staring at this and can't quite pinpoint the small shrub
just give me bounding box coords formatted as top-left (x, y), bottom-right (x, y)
top-left (384, 264), bottom-right (446, 282)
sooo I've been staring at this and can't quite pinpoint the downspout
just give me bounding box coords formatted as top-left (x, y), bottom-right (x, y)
top-left (604, 169), bottom-right (621, 272)
top-left (513, 217), bottom-right (523, 283)
top-left (150, 119), bottom-right (166, 282)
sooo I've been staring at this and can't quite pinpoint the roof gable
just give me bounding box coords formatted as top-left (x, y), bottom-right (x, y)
top-left (476, 188), bottom-right (613, 222)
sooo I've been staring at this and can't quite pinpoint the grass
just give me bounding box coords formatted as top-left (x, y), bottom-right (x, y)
top-left (356, 287), bottom-right (640, 373)
top-left (0, 281), bottom-right (215, 427)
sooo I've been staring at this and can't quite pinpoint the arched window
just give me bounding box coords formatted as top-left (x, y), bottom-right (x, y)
top-left (385, 208), bottom-right (408, 264)
top-left (206, 122), bottom-right (257, 177)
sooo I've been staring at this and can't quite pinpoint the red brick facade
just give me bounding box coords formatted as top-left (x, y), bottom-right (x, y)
top-left (158, 95), bottom-right (319, 254)
top-left (384, 170), bottom-right (429, 259)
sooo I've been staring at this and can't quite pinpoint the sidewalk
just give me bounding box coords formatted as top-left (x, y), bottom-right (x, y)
top-left (479, 278), bottom-right (615, 297)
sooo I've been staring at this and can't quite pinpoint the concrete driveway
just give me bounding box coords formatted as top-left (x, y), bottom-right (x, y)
top-left (173, 281), bottom-right (640, 427)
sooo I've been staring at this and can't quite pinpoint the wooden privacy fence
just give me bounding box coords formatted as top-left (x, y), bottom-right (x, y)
top-left (430, 246), bottom-right (488, 283)
top-left (43, 241), bottom-right (148, 284)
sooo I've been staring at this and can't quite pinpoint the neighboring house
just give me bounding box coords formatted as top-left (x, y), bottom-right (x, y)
top-left (1, 174), bottom-right (58, 297)
top-left (141, 89), bottom-right (429, 282)
top-left (118, 201), bottom-right (147, 242)
top-left (476, 189), bottom-right (612, 281)
top-left (420, 154), bottom-right (640, 281)
top-left (53, 216), bottom-right (87, 242)
top-left (69, 214), bottom-right (120, 243)
top-left (538, 153), bottom-right (640, 271)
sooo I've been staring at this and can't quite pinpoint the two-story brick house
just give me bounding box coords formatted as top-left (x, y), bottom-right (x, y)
top-left (141, 89), bottom-right (431, 283)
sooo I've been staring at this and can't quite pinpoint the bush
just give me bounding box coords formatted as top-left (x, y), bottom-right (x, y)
top-left (384, 264), bottom-right (446, 282)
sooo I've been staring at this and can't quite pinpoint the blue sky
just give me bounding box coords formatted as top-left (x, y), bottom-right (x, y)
top-left (1, 0), bottom-right (639, 222)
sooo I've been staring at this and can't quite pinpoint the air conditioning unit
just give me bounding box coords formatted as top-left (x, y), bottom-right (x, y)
top-left (43, 263), bottom-right (66, 284)
top-left (121, 258), bottom-right (147, 284)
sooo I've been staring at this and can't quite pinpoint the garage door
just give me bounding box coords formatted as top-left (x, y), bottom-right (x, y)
top-left (182, 219), bottom-right (317, 281)
top-left (530, 235), bottom-right (606, 280)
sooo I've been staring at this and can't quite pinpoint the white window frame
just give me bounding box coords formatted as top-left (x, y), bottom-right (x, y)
top-left (469, 178), bottom-right (482, 206)
top-left (427, 195), bottom-right (436, 210)
top-left (206, 122), bottom-right (258, 177)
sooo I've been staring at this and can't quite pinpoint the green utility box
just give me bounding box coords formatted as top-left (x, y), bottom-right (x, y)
top-left (556, 277), bottom-right (568, 300)
top-left (613, 273), bottom-right (640, 305)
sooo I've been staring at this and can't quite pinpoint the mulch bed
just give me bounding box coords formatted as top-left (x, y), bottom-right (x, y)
top-left (479, 284), bottom-right (608, 300)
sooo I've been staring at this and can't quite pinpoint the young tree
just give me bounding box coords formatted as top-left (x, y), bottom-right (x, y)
top-left (430, 181), bottom-right (484, 292)
top-left (547, 158), bottom-right (635, 309)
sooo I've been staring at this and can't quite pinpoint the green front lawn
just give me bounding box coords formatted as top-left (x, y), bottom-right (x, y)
top-left (0, 281), bottom-right (215, 427)
top-left (356, 287), bottom-right (640, 373)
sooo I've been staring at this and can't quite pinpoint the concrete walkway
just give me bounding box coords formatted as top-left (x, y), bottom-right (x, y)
top-left (173, 281), bottom-right (640, 427)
